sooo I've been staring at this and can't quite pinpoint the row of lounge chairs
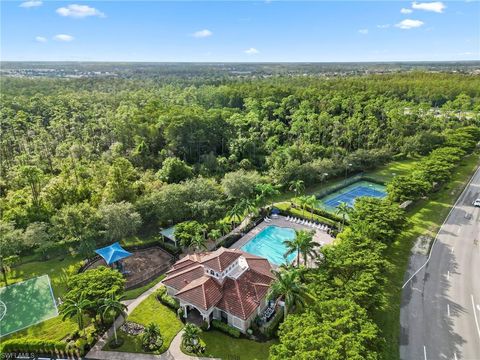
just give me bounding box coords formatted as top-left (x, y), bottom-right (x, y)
top-left (286, 216), bottom-right (330, 232)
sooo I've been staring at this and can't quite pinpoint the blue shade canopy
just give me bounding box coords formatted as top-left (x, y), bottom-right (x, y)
top-left (271, 208), bottom-right (280, 215)
top-left (95, 242), bottom-right (132, 265)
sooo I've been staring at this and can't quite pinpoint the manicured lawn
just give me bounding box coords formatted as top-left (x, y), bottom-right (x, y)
top-left (1, 315), bottom-right (78, 341)
top-left (198, 330), bottom-right (277, 360)
top-left (103, 291), bottom-right (183, 354)
top-left (367, 158), bottom-right (419, 183)
top-left (375, 152), bottom-right (479, 360)
top-left (123, 274), bottom-right (166, 300)
top-left (0, 255), bottom-right (84, 298)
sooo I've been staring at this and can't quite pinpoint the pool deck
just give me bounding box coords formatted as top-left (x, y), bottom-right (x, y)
top-left (230, 215), bottom-right (334, 257)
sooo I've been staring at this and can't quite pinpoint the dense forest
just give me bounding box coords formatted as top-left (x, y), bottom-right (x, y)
top-left (1, 72), bottom-right (479, 240)
top-left (1, 67), bottom-right (480, 358)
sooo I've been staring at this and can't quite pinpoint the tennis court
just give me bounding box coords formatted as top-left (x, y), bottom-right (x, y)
top-left (318, 180), bottom-right (386, 212)
top-left (0, 274), bottom-right (58, 337)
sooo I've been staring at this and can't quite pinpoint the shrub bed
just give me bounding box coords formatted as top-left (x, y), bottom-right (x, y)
top-left (211, 320), bottom-right (241, 338)
top-left (0, 338), bottom-right (71, 355)
top-left (155, 287), bottom-right (180, 310)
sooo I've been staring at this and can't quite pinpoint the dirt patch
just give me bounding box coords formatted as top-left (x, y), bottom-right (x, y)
top-left (411, 235), bottom-right (433, 256)
top-left (85, 246), bottom-right (173, 289)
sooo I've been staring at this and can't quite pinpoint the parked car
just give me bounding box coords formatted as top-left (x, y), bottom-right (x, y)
top-left (474, 198), bottom-right (480, 208)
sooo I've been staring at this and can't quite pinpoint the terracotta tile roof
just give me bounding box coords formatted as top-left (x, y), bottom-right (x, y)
top-left (162, 264), bottom-right (205, 291)
top-left (216, 269), bottom-right (274, 320)
top-left (175, 276), bottom-right (223, 310)
top-left (163, 247), bottom-right (274, 319)
top-left (200, 248), bottom-right (242, 272)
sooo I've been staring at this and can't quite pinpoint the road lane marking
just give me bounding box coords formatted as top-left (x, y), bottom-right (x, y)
top-left (454, 352), bottom-right (458, 360)
top-left (447, 303), bottom-right (450, 317)
top-left (402, 165), bottom-right (480, 289)
top-left (447, 270), bottom-right (450, 280)
top-left (471, 294), bottom-right (480, 340)
top-left (424, 345), bottom-right (427, 360)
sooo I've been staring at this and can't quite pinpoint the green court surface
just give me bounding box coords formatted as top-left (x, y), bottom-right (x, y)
top-left (0, 275), bottom-right (58, 337)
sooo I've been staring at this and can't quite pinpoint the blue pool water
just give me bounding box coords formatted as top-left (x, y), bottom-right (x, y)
top-left (319, 180), bottom-right (386, 212)
top-left (241, 226), bottom-right (296, 266)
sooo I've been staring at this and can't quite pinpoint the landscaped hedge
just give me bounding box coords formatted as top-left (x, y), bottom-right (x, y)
top-left (155, 287), bottom-right (180, 310)
top-left (211, 320), bottom-right (241, 338)
top-left (291, 202), bottom-right (343, 224)
top-left (276, 203), bottom-right (337, 227)
top-left (262, 309), bottom-right (284, 339)
top-left (217, 233), bottom-right (242, 248)
top-left (0, 338), bottom-right (73, 355)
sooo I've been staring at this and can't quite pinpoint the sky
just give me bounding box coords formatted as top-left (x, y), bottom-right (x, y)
top-left (1, 0), bottom-right (479, 62)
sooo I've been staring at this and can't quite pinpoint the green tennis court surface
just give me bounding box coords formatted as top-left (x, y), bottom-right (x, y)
top-left (0, 274), bottom-right (58, 337)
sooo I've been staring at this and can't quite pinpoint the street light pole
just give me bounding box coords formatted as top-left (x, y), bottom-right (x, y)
top-left (345, 163), bottom-right (352, 183)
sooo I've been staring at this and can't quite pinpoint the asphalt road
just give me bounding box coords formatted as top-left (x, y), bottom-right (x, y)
top-left (400, 165), bottom-right (480, 360)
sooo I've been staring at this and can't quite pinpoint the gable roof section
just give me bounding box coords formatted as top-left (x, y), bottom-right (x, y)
top-left (175, 276), bottom-right (223, 311)
top-left (200, 248), bottom-right (242, 272)
top-left (216, 268), bottom-right (274, 320)
top-left (162, 264), bottom-right (205, 291)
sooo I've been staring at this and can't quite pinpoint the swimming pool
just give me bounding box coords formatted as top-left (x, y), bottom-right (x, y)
top-left (318, 180), bottom-right (386, 212)
top-left (241, 225), bottom-right (296, 266)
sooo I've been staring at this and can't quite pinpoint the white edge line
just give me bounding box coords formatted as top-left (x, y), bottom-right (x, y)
top-left (471, 294), bottom-right (480, 340)
top-left (424, 345), bottom-right (427, 360)
top-left (47, 274), bottom-right (59, 316)
top-left (0, 274), bottom-right (59, 338)
top-left (0, 273), bottom-right (49, 290)
top-left (402, 165), bottom-right (480, 289)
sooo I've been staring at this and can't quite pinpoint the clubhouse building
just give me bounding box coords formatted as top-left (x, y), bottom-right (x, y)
top-left (163, 247), bottom-right (275, 333)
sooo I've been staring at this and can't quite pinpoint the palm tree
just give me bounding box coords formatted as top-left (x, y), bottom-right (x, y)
top-left (335, 201), bottom-right (351, 229)
top-left (239, 198), bottom-right (257, 217)
top-left (283, 236), bottom-right (303, 267)
top-left (208, 229), bottom-right (222, 242)
top-left (296, 230), bottom-right (319, 266)
top-left (60, 293), bottom-right (92, 335)
top-left (100, 294), bottom-right (128, 345)
top-left (190, 233), bottom-right (207, 253)
top-left (216, 221), bottom-right (231, 236)
top-left (255, 183), bottom-right (280, 208)
top-left (305, 195), bottom-right (317, 220)
top-left (268, 268), bottom-right (306, 319)
top-left (297, 195), bottom-right (310, 218)
top-left (227, 204), bottom-right (243, 229)
top-left (182, 323), bottom-right (201, 347)
top-left (142, 322), bottom-right (163, 351)
top-left (289, 179), bottom-right (305, 198)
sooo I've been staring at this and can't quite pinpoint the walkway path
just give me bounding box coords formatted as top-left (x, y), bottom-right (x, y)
top-left (86, 281), bottom-right (218, 360)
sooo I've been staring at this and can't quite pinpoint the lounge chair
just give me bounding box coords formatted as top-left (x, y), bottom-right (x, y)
top-left (286, 216), bottom-right (291, 221)
top-left (264, 217), bottom-right (271, 223)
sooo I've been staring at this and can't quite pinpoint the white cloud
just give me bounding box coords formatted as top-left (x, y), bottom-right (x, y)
top-left (192, 29), bottom-right (213, 38)
top-left (56, 4), bottom-right (105, 18)
top-left (377, 24), bottom-right (391, 29)
top-left (401, 8), bottom-right (413, 14)
top-left (19, 0), bottom-right (42, 8)
top-left (358, 29), bottom-right (369, 35)
top-left (54, 34), bottom-right (74, 42)
top-left (395, 19), bottom-right (425, 29)
top-left (35, 36), bottom-right (47, 43)
top-left (412, 2), bottom-right (446, 13)
top-left (244, 47), bottom-right (259, 55)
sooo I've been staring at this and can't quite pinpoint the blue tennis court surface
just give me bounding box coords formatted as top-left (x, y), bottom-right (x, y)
top-left (318, 180), bottom-right (386, 212)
